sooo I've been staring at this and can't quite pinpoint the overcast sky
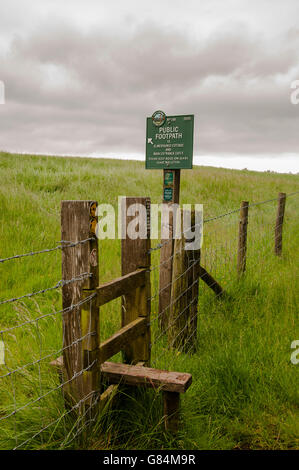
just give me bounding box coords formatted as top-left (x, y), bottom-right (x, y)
top-left (0, 0), bottom-right (299, 172)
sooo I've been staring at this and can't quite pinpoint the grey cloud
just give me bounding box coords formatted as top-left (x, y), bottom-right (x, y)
top-left (0, 16), bottom-right (299, 157)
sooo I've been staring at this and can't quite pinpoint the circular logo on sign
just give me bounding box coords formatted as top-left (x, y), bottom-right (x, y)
top-left (152, 110), bottom-right (166, 127)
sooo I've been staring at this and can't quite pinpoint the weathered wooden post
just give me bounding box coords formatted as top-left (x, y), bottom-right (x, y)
top-left (185, 209), bottom-right (201, 353)
top-left (163, 391), bottom-right (180, 433)
top-left (274, 192), bottom-right (286, 256)
top-left (159, 169), bottom-right (180, 333)
top-left (168, 209), bottom-right (200, 353)
top-left (237, 201), bottom-right (249, 276)
top-left (61, 200), bottom-right (100, 414)
top-left (168, 208), bottom-right (187, 351)
top-left (121, 197), bottom-right (151, 365)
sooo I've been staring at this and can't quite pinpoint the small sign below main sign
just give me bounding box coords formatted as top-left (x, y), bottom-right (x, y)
top-left (146, 112), bottom-right (194, 170)
top-left (163, 187), bottom-right (173, 201)
top-left (164, 171), bottom-right (174, 185)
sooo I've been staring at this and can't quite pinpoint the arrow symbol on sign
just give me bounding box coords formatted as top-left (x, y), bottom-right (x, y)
top-left (147, 138), bottom-right (153, 145)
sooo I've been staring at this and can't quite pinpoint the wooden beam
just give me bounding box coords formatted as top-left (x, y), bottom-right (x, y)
top-left (100, 317), bottom-right (147, 363)
top-left (199, 265), bottom-right (224, 297)
top-left (52, 356), bottom-right (191, 393)
top-left (101, 361), bottom-right (192, 393)
top-left (96, 269), bottom-right (146, 307)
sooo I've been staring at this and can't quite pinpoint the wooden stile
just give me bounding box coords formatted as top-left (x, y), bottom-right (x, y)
top-left (55, 197), bottom-right (192, 436)
top-left (274, 192), bottom-right (286, 256)
top-left (237, 200), bottom-right (249, 276)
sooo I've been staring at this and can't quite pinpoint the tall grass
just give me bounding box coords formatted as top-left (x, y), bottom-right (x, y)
top-left (0, 151), bottom-right (298, 449)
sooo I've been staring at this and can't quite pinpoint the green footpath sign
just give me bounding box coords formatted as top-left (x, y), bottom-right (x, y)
top-left (146, 113), bottom-right (194, 170)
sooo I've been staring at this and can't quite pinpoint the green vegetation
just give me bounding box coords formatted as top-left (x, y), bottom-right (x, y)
top-left (0, 151), bottom-right (298, 450)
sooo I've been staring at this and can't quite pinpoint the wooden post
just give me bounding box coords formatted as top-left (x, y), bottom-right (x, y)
top-left (158, 169), bottom-right (180, 333)
top-left (168, 209), bottom-right (187, 351)
top-left (274, 192), bottom-right (286, 256)
top-left (185, 210), bottom-right (200, 353)
top-left (168, 209), bottom-right (200, 352)
top-left (237, 201), bottom-right (249, 276)
top-left (163, 391), bottom-right (180, 433)
top-left (61, 200), bottom-right (100, 412)
top-left (121, 197), bottom-right (151, 365)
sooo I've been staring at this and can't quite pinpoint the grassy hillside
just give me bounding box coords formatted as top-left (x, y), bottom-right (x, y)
top-left (0, 151), bottom-right (298, 450)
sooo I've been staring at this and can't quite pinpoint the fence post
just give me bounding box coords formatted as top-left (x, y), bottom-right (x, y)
top-left (61, 200), bottom-right (100, 414)
top-left (237, 201), bottom-right (249, 276)
top-left (185, 209), bottom-right (201, 353)
top-left (121, 197), bottom-right (151, 365)
top-left (168, 209), bottom-right (200, 352)
top-left (163, 391), bottom-right (180, 433)
top-left (274, 192), bottom-right (286, 256)
top-left (158, 169), bottom-right (180, 333)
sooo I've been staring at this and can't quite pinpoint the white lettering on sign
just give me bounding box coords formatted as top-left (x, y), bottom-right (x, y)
top-left (159, 126), bottom-right (179, 133)
top-left (155, 125), bottom-right (183, 140)
top-left (155, 133), bottom-right (183, 140)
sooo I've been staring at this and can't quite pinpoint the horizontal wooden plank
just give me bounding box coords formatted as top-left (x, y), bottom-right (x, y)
top-left (50, 356), bottom-right (192, 393)
top-left (96, 268), bottom-right (146, 307)
top-left (99, 317), bottom-right (147, 363)
top-left (101, 361), bottom-right (192, 393)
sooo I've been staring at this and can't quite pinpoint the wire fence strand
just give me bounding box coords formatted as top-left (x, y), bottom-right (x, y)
top-left (1, 192), bottom-right (298, 449)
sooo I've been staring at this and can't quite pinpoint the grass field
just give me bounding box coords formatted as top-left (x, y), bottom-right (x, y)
top-left (0, 151), bottom-right (298, 450)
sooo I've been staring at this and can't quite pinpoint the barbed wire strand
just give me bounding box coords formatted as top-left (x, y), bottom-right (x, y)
top-left (0, 237), bottom-right (95, 264)
top-left (149, 190), bottom-right (299, 253)
top-left (0, 272), bottom-right (92, 306)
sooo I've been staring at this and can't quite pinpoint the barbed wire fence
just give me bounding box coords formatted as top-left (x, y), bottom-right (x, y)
top-left (0, 237), bottom-right (99, 449)
top-left (148, 191), bottom-right (299, 371)
top-left (0, 191), bottom-right (298, 449)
